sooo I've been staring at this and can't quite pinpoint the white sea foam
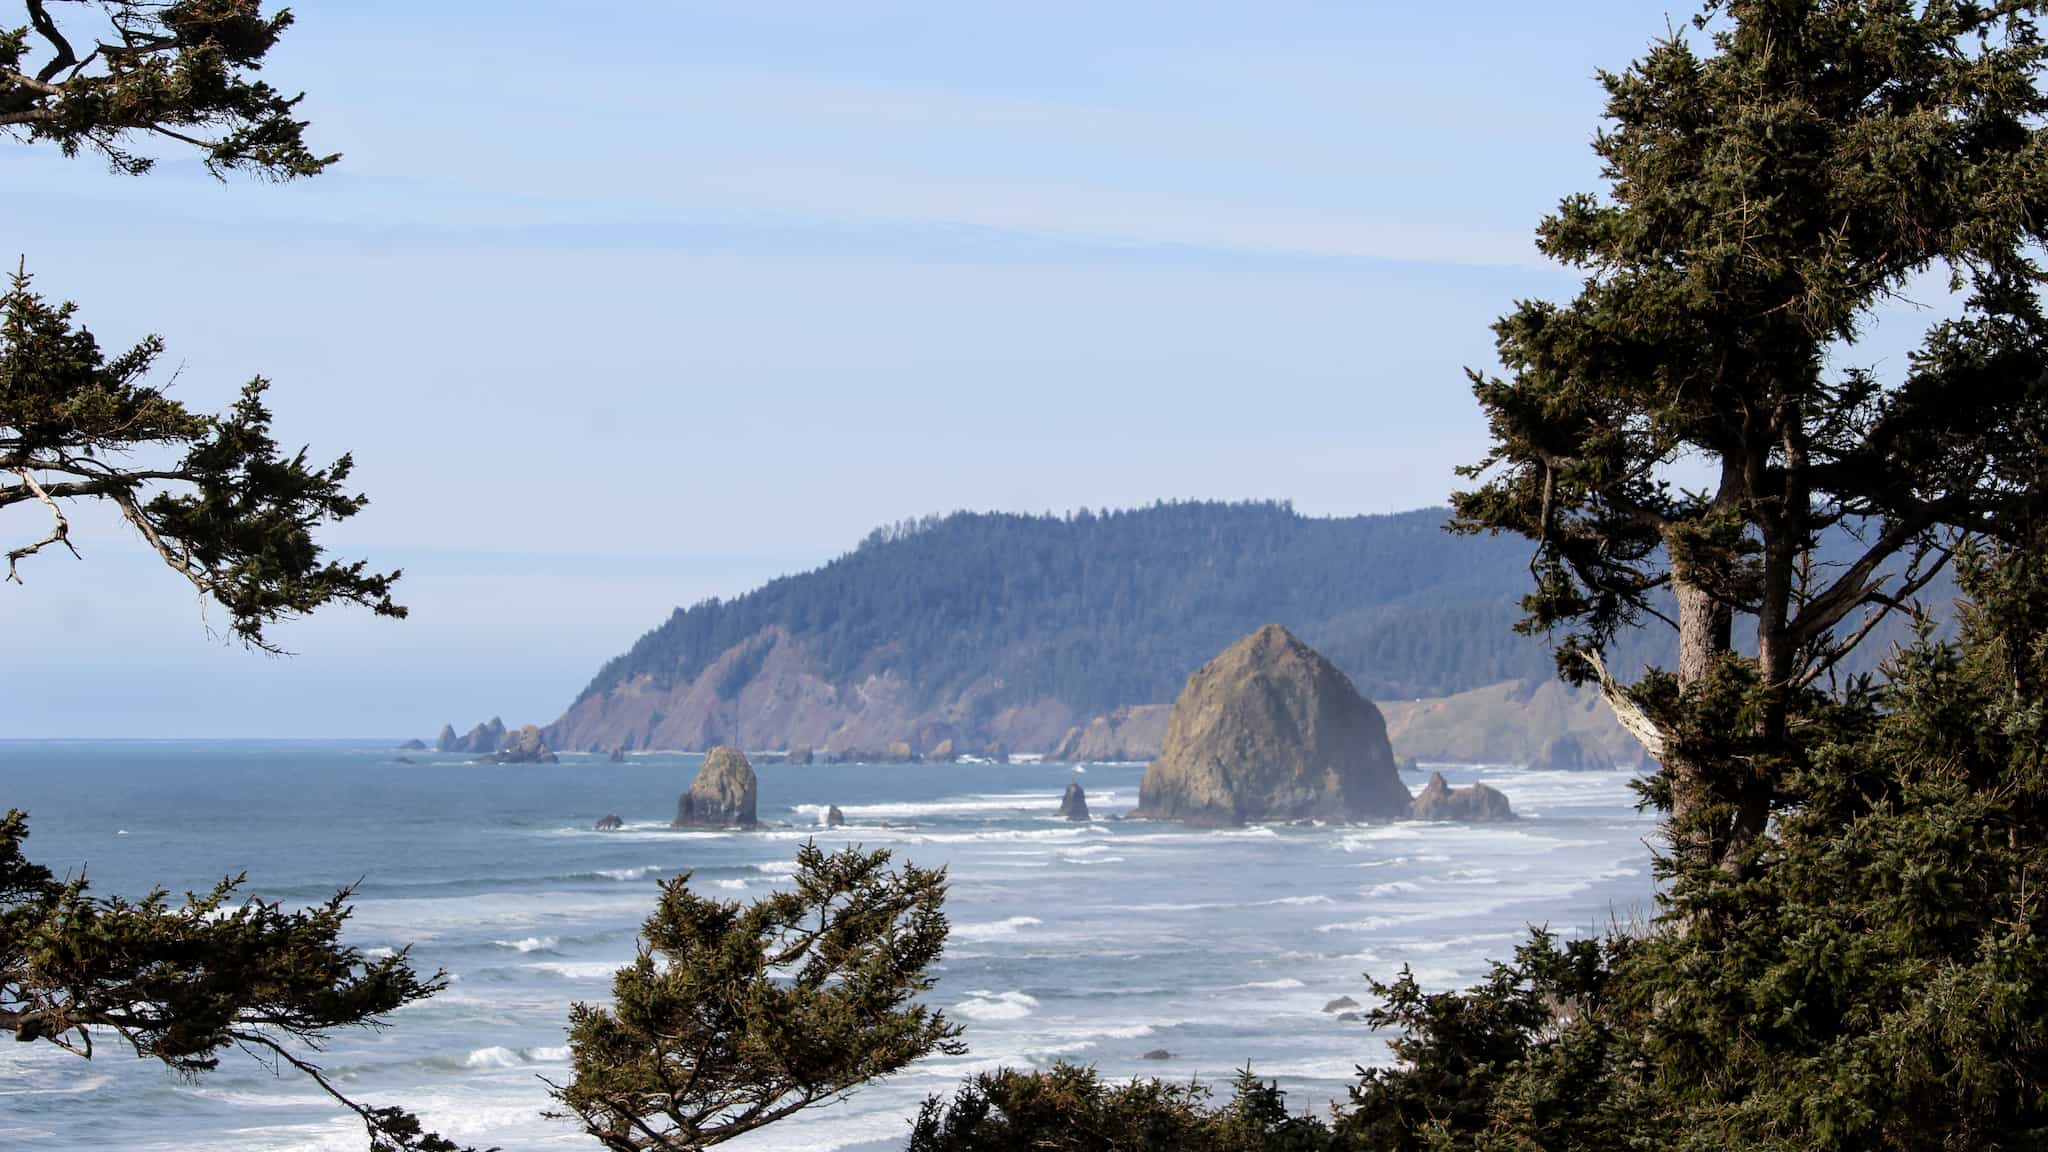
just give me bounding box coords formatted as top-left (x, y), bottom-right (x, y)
top-left (491, 935), bottom-right (558, 953)
top-left (593, 865), bottom-right (663, 881)
top-left (788, 792), bottom-right (1063, 822)
top-left (1317, 913), bottom-right (1434, 933)
top-left (525, 960), bottom-right (623, 981)
top-left (954, 990), bottom-right (1040, 1021)
top-left (1363, 881), bottom-right (1422, 898)
top-left (716, 878), bottom-right (748, 890)
top-left (462, 1046), bottom-right (523, 1069)
top-left (460, 1043), bottom-right (573, 1069)
top-left (1235, 978), bottom-right (1306, 990)
top-left (953, 915), bottom-right (1043, 942)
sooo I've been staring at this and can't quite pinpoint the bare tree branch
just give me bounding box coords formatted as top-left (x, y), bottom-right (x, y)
top-left (4, 469), bottom-right (81, 582)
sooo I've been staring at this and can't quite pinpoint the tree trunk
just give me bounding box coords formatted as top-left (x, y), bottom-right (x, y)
top-left (1669, 563), bottom-right (1734, 866)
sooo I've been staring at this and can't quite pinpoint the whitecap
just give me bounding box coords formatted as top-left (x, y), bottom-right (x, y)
top-left (953, 915), bottom-right (1042, 942)
top-left (463, 1046), bottom-right (523, 1069)
top-left (955, 990), bottom-right (1039, 1021)
top-left (492, 935), bottom-right (558, 953)
top-left (1317, 913), bottom-right (1432, 933)
top-left (1364, 881), bottom-right (1422, 898)
top-left (593, 865), bottom-right (662, 881)
top-left (526, 960), bottom-right (623, 981)
top-left (1234, 978), bottom-right (1306, 990)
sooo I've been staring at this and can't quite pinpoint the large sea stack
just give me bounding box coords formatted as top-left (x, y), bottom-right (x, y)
top-left (1136, 625), bottom-right (1411, 825)
top-left (674, 746), bottom-right (759, 828)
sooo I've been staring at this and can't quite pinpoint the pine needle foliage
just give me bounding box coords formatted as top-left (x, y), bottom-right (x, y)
top-left (555, 842), bottom-right (964, 1151)
top-left (1450, 0), bottom-right (2048, 872)
top-left (0, 267), bottom-right (404, 651)
top-left (0, 809), bottom-right (476, 1151)
top-left (909, 1063), bottom-right (1335, 1152)
top-left (1, 0), bottom-right (335, 178)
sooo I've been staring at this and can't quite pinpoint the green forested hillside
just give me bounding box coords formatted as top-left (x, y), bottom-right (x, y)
top-left (570, 502), bottom-right (1677, 725)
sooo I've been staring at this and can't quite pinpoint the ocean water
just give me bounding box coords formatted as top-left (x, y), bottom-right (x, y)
top-left (0, 743), bottom-right (1657, 1151)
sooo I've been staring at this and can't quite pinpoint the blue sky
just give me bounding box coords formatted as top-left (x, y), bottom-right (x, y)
top-left (3, 2), bottom-right (1687, 736)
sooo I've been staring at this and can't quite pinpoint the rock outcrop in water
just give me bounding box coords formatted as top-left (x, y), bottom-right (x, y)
top-left (1058, 780), bottom-right (1090, 821)
top-left (1533, 732), bottom-right (1615, 772)
top-left (787, 744), bottom-right (814, 766)
top-left (440, 717), bottom-right (508, 755)
top-left (675, 746), bottom-right (758, 828)
top-left (594, 814), bottom-right (624, 831)
top-left (1137, 625), bottom-right (1411, 825)
top-left (482, 725), bottom-right (559, 764)
top-left (826, 804), bottom-right (846, 828)
top-left (607, 743), bottom-right (627, 764)
top-left (1410, 771), bottom-right (1514, 822)
top-left (397, 738), bottom-right (427, 751)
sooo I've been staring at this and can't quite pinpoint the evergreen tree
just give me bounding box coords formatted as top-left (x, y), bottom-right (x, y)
top-left (1451, 0), bottom-right (2048, 873)
top-left (555, 843), bottom-right (963, 1151)
top-left (2, 0), bottom-right (334, 178)
top-left (0, 268), bottom-right (402, 650)
top-left (3, 4), bottom-right (444, 1148)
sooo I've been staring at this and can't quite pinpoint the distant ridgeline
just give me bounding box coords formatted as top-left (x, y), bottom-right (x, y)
top-left (545, 501), bottom-right (1935, 760)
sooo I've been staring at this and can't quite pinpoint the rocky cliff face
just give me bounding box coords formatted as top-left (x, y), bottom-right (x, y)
top-left (1410, 772), bottom-right (1514, 822)
top-left (546, 628), bottom-right (1077, 758)
top-left (1380, 679), bottom-right (1635, 766)
top-left (1136, 626), bottom-right (1411, 826)
top-left (674, 746), bottom-right (758, 828)
top-left (1533, 732), bottom-right (1616, 772)
top-left (1046, 705), bottom-right (1172, 763)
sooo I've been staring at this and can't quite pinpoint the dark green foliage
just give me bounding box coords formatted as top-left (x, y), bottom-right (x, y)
top-left (1308, 532), bottom-right (2048, 1152)
top-left (1615, 537), bottom-right (2048, 1150)
top-left (909, 1064), bottom-right (1332, 1152)
top-left (1451, 0), bottom-right (2048, 870)
top-left (1339, 932), bottom-right (1633, 1152)
top-left (555, 842), bottom-right (964, 1151)
top-left (0, 809), bottom-right (475, 1151)
top-left (1, 0), bottom-right (335, 178)
top-left (578, 502), bottom-right (1689, 720)
top-left (0, 267), bottom-right (403, 651)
